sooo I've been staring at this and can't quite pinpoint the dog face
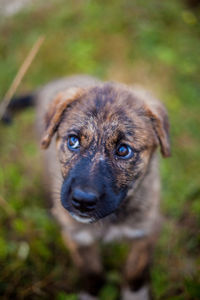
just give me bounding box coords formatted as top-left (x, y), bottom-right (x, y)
top-left (41, 83), bottom-right (170, 223)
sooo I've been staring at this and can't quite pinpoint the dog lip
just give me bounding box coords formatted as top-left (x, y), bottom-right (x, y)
top-left (77, 212), bottom-right (91, 218)
top-left (71, 209), bottom-right (92, 219)
top-left (69, 212), bottom-right (93, 224)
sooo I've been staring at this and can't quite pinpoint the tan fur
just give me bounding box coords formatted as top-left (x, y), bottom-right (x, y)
top-left (124, 236), bottom-right (156, 284)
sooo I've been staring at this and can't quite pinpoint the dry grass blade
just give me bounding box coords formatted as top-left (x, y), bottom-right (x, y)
top-left (0, 35), bottom-right (45, 120)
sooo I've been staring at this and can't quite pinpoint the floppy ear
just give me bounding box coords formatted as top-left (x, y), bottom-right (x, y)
top-left (132, 87), bottom-right (170, 157)
top-left (41, 87), bottom-right (84, 149)
top-left (144, 99), bottom-right (171, 158)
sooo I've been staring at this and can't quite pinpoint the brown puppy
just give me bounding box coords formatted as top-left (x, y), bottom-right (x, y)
top-left (18, 75), bottom-right (171, 299)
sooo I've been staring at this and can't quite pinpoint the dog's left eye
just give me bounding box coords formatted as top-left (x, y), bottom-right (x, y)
top-left (116, 144), bottom-right (133, 159)
top-left (67, 135), bottom-right (80, 150)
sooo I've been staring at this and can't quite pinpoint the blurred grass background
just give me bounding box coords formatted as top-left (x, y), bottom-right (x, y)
top-left (0, 0), bottom-right (200, 299)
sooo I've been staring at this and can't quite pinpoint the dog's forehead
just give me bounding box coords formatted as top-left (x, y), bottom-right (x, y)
top-left (58, 84), bottom-right (154, 146)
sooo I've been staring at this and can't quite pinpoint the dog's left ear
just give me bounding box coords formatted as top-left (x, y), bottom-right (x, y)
top-left (144, 99), bottom-right (171, 158)
top-left (132, 88), bottom-right (170, 157)
top-left (41, 87), bottom-right (84, 149)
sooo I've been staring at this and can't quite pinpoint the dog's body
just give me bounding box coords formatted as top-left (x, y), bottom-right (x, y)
top-left (5, 75), bottom-right (170, 299)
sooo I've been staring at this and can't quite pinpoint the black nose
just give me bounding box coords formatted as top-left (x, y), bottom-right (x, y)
top-left (72, 188), bottom-right (98, 212)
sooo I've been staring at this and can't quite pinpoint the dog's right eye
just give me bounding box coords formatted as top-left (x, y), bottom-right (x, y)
top-left (67, 135), bottom-right (80, 150)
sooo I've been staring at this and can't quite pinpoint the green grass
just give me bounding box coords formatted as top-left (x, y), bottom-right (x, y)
top-left (0, 0), bottom-right (200, 298)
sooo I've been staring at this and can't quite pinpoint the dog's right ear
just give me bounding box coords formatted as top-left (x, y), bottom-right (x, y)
top-left (41, 87), bottom-right (84, 149)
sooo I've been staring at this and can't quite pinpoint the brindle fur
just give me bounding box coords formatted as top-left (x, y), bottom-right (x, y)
top-left (34, 75), bottom-right (170, 299)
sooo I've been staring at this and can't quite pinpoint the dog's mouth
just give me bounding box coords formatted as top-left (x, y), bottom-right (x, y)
top-left (63, 196), bottom-right (124, 224)
top-left (69, 211), bottom-right (95, 224)
top-left (67, 201), bottom-right (102, 223)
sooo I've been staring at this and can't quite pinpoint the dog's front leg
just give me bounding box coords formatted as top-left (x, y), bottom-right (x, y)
top-left (62, 231), bottom-right (104, 297)
top-left (122, 236), bottom-right (156, 300)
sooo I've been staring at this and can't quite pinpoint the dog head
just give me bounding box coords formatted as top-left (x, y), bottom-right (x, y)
top-left (41, 83), bottom-right (170, 223)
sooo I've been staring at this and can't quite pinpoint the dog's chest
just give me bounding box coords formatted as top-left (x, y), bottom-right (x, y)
top-left (68, 224), bottom-right (148, 246)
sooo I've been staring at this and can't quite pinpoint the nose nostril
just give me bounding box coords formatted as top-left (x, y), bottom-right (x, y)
top-left (71, 198), bottom-right (81, 209)
top-left (72, 188), bottom-right (98, 212)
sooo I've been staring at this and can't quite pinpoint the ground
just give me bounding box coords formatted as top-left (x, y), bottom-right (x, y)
top-left (0, 0), bottom-right (200, 299)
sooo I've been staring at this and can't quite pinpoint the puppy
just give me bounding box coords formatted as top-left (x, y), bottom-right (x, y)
top-left (4, 75), bottom-right (170, 299)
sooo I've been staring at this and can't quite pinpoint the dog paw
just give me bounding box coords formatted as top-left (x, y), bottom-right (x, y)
top-left (121, 286), bottom-right (149, 300)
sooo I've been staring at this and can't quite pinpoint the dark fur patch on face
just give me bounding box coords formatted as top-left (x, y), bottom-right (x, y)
top-left (54, 83), bottom-right (166, 222)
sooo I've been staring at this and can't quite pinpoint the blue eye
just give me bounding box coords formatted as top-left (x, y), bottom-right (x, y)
top-left (116, 144), bottom-right (133, 159)
top-left (67, 135), bottom-right (80, 150)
